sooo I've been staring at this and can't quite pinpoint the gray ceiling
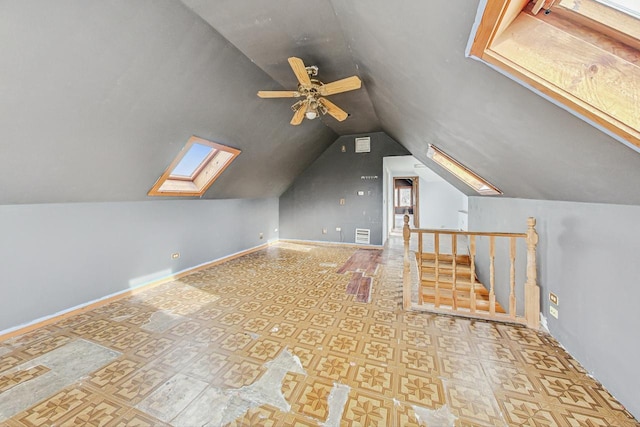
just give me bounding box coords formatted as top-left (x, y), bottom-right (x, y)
top-left (1, 0), bottom-right (640, 205)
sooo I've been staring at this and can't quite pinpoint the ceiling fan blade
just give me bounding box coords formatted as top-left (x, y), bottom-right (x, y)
top-left (319, 76), bottom-right (362, 96)
top-left (257, 90), bottom-right (300, 98)
top-left (288, 57), bottom-right (312, 87)
top-left (290, 101), bottom-right (307, 125)
top-left (318, 98), bottom-right (348, 122)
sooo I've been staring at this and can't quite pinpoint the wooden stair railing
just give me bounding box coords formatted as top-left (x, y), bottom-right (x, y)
top-left (402, 216), bottom-right (540, 329)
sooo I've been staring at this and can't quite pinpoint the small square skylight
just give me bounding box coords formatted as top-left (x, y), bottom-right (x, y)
top-left (148, 136), bottom-right (240, 197)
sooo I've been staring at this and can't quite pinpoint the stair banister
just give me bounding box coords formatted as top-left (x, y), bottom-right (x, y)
top-left (402, 216), bottom-right (541, 329)
top-left (403, 214), bottom-right (411, 309)
top-left (525, 217), bottom-right (540, 329)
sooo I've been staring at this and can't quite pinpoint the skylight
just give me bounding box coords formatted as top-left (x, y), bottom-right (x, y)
top-left (469, 0), bottom-right (640, 149)
top-left (427, 145), bottom-right (502, 196)
top-left (148, 136), bottom-right (240, 197)
top-left (169, 143), bottom-right (215, 179)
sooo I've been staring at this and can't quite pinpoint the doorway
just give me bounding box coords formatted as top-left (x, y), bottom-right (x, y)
top-left (393, 176), bottom-right (419, 229)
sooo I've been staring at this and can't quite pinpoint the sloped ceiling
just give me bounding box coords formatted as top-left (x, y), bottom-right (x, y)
top-left (1, 0), bottom-right (640, 205)
top-left (0, 1), bottom-right (336, 204)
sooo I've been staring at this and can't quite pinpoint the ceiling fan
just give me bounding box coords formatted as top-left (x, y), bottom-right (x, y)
top-left (257, 57), bottom-right (362, 125)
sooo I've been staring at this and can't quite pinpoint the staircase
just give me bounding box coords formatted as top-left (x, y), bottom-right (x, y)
top-left (417, 253), bottom-right (505, 313)
top-left (402, 216), bottom-right (540, 329)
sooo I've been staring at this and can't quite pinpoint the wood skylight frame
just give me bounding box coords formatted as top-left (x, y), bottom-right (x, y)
top-left (469, 0), bottom-right (640, 149)
top-left (148, 136), bottom-right (240, 197)
top-left (427, 145), bottom-right (502, 195)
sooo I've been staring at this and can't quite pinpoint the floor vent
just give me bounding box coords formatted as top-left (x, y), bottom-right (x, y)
top-left (355, 228), bottom-right (371, 245)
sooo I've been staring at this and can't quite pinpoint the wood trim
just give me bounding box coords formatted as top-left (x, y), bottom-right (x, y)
top-left (411, 228), bottom-right (526, 238)
top-left (482, 49), bottom-right (640, 148)
top-left (556, 0), bottom-right (640, 48)
top-left (469, 0), bottom-right (509, 58)
top-left (428, 145), bottom-right (502, 195)
top-left (0, 243), bottom-right (269, 342)
top-left (394, 176), bottom-right (419, 227)
top-left (409, 303), bottom-right (527, 326)
top-left (277, 239), bottom-right (382, 250)
top-left (469, 0), bottom-right (640, 149)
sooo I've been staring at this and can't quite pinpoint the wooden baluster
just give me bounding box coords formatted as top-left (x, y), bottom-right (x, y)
top-left (451, 234), bottom-right (458, 310)
top-left (418, 232), bottom-right (423, 304)
top-left (489, 235), bottom-right (496, 316)
top-left (525, 217), bottom-right (540, 329)
top-left (509, 237), bottom-right (516, 319)
top-left (403, 215), bottom-right (412, 310)
top-left (434, 232), bottom-right (440, 308)
top-left (470, 235), bottom-right (477, 313)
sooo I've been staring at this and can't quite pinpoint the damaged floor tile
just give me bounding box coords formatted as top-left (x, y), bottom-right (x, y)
top-left (136, 373), bottom-right (208, 422)
top-left (0, 339), bottom-right (120, 421)
top-left (322, 383), bottom-right (350, 427)
top-left (413, 404), bottom-right (457, 427)
top-left (169, 349), bottom-right (306, 427)
top-left (140, 311), bottom-right (185, 333)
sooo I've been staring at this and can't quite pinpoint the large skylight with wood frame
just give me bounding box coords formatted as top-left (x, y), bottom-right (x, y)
top-left (148, 136), bottom-right (240, 197)
top-left (469, 0), bottom-right (640, 150)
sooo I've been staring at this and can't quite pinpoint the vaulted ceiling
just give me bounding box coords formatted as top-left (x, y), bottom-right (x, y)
top-left (2, 0), bottom-right (640, 205)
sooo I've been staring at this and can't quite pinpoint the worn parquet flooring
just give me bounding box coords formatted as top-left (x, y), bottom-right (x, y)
top-left (0, 238), bottom-right (638, 426)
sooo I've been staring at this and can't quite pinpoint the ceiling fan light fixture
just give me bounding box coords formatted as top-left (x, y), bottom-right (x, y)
top-left (305, 99), bottom-right (319, 119)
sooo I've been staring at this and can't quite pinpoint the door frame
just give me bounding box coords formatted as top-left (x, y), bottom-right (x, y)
top-left (393, 176), bottom-right (420, 228)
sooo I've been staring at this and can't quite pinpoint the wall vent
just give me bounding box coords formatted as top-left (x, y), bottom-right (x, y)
top-left (355, 137), bottom-right (371, 153)
top-left (355, 228), bottom-right (371, 244)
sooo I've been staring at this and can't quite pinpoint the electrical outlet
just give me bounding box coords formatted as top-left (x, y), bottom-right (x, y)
top-left (336, 227), bottom-right (341, 232)
top-left (322, 228), bottom-right (327, 234)
top-left (549, 306), bottom-right (559, 319)
top-left (339, 198), bottom-right (345, 205)
top-left (171, 252), bottom-right (180, 259)
top-left (549, 292), bottom-right (558, 305)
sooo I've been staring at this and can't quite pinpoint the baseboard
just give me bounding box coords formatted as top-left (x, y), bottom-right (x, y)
top-left (0, 242), bottom-right (270, 341)
top-left (278, 238), bottom-right (383, 249)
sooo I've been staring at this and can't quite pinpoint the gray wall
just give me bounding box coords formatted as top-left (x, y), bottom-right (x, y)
top-left (0, 198), bottom-right (278, 332)
top-left (469, 197), bottom-right (640, 419)
top-left (280, 132), bottom-right (409, 245)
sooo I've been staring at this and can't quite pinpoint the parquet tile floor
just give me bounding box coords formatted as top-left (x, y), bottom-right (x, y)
top-left (0, 238), bottom-right (638, 426)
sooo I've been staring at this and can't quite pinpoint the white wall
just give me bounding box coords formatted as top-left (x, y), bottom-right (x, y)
top-left (418, 177), bottom-right (467, 230)
top-left (383, 157), bottom-right (468, 241)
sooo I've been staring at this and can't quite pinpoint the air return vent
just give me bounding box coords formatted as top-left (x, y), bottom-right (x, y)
top-left (355, 137), bottom-right (371, 153)
top-left (355, 228), bottom-right (371, 245)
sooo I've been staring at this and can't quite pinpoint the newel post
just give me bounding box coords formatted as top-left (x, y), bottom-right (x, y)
top-left (525, 217), bottom-right (540, 329)
top-left (403, 214), bottom-right (412, 310)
